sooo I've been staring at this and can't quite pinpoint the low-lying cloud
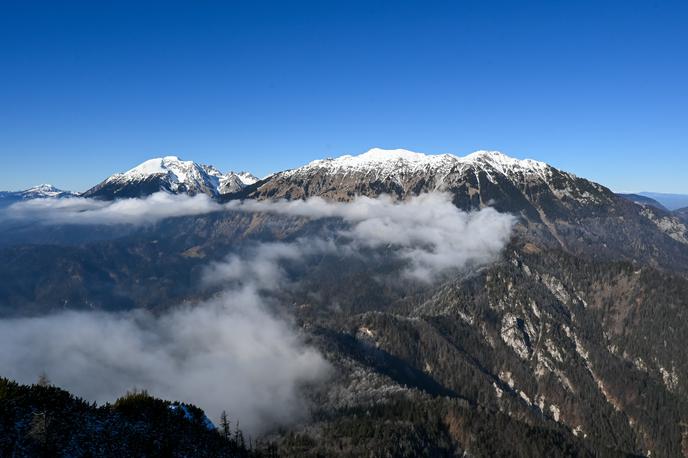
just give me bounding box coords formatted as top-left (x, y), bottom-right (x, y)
top-left (0, 287), bottom-right (330, 435)
top-left (203, 238), bottom-right (343, 288)
top-left (5, 191), bottom-right (516, 279)
top-left (3, 192), bottom-right (221, 225)
top-left (224, 193), bottom-right (516, 281)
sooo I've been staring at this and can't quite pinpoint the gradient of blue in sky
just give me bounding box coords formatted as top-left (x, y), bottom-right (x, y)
top-left (1, 0), bottom-right (686, 192)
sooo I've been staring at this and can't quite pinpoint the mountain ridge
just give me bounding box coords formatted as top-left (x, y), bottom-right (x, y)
top-left (638, 191), bottom-right (688, 211)
top-left (616, 193), bottom-right (668, 211)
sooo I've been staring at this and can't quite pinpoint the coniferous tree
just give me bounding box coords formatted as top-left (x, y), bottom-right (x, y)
top-left (220, 410), bottom-right (231, 441)
top-left (235, 420), bottom-right (245, 449)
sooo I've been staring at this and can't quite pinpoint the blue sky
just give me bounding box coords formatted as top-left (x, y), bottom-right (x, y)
top-left (1, 0), bottom-right (686, 192)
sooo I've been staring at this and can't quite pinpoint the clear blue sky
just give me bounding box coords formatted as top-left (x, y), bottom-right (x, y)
top-left (1, 0), bottom-right (686, 192)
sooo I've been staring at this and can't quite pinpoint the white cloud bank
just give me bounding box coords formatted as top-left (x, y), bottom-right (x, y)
top-left (0, 287), bottom-right (330, 435)
top-left (3, 192), bottom-right (221, 225)
top-left (224, 193), bottom-right (517, 281)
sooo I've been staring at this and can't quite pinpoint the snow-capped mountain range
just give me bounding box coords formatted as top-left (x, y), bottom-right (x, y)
top-left (3, 146), bottom-right (682, 272)
top-left (4, 148), bottom-right (559, 201)
top-left (2, 148), bottom-right (686, 237)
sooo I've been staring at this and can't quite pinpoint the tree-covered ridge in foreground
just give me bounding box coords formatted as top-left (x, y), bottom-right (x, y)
top-left (0, 377), bottom-right (268, 458)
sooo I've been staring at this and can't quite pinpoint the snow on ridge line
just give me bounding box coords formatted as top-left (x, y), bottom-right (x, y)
top-left (26, 184), bottom-right (60, 192)
top-left (118, 156), bottom-right (202, 179)
top-left (237, 172), bottom-right (259, 185)
top-left (113, 157), bottom-right (255, 183)
top-left (12, 184), bottom-right (76, 198)
top-left (283, 147), bottom-right (550, 177)
top-left (97, 156), bottom-right (259, 196)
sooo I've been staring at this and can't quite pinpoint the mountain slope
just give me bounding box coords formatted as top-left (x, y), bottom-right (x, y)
top-left (246, 148), bottom-right (688, 272)
top-left (82, 156), bottom-right (256, 200)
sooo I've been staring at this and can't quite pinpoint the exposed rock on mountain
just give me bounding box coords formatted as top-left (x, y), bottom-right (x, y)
top-left (82, 156), bottom-right (256, 199)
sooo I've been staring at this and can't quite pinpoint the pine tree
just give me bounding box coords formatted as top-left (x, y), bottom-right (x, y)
top-left (235, 420), bottom-right (245, 449)
top-left (219, 410), bottom-right (231, 441)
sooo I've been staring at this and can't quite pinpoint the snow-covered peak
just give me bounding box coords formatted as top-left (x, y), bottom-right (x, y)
top-left (327, 147), bottom-right (455, 165)
top-left (217, 171), bottom-right (259, 193)
top-left (356, 147), bottom-right (437, 163)
top-left (237, 172), bottom-right (259, 185)
top-left (120, 156), bottom-right (197, 179)
top-left (24, 184), bottom-right (61, 194)
top-left (284, 148), bottom-right (455, 177)
top-left (217, 172), bottom-right (245, 194)
top-left (88, 156), bottom-right (258, 198)
top-left (463, 150), bottom-right (549, 175)
top-left (284, 147), bottom-right (550, 179)
top-left (22, 184), bottom-right (74, 198)
top-left (104, 156), bottom-right (220, 195)
top-left (0, 184), bottom-right (75, 202)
